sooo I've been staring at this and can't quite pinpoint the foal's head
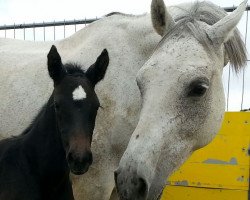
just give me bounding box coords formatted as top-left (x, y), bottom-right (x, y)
top-left (47, 45), bottom-right (109, 175)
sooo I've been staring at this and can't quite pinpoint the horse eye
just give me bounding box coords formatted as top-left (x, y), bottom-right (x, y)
top-left (188, 81), bottom-right (209, 97)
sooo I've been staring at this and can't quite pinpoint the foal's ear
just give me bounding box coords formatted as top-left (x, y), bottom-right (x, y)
top-left (47, 45), bottom-right (66, 84)
top-left (86, 49), bottom-right (109, 86)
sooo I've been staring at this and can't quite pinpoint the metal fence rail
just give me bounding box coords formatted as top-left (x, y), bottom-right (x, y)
top-left (224, 5), bottom-right (250, 12)
top-left (0, 18), bottom-right (98, 31)
top-left (0, 6), bottom-right (249, 31)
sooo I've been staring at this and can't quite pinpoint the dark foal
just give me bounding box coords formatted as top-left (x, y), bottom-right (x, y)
top-left (0, 45), bottom-right (109, 200)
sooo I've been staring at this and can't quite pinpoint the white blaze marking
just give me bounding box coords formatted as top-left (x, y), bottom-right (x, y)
top-left (72, 85), bottom-right (86, 100)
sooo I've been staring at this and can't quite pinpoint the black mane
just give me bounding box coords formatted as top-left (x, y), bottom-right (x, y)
top-left (64, 63), bottom-right (86, 77)
top-left (20, 98), bottom-right (52, 136)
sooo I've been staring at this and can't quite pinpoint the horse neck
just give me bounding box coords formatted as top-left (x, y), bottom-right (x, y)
top-left (23, 95), bottom-right (67, 175)
top-left (59, 14), bottom-right (160, 60)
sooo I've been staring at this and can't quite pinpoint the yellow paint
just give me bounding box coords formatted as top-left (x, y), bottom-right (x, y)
top-left (161, 186), bottom-right (248, 200)
top-left (161, 112), bottom-right (250, 199)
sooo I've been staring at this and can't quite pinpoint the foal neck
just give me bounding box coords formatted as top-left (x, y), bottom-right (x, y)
top-left (23, 95), bottom-right (68, 175)
top-left (20, 94), bottom-right (72, 199)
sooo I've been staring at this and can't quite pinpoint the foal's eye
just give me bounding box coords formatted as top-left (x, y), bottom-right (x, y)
top-left (188, 80), bottom-right (209, 97)
top-left (54, 102), bottom-right (60, 110)
top-left (99, 105), bottom-right (103, 109)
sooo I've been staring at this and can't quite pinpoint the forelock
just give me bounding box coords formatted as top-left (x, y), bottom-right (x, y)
top-left (155, 1), bottom-right (247, 72)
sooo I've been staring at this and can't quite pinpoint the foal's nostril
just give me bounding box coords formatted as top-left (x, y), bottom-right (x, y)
top-left (83, 151), bottom-right (93, 165)
top-left (67, 152), bottom-right (74, 163)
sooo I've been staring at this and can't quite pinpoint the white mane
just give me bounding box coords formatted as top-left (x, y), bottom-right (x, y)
top-left (157, 1), bottom-right (247, 72)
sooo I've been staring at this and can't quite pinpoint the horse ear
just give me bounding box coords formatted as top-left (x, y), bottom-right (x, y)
top-left (206, 0), bottom-right (247, 45)
top-left (151, 0), bottom-right (175, 36)
top-left (86, 49), bottom-right (109, 86)
top-left (47, 45), bottom-right (66, 84)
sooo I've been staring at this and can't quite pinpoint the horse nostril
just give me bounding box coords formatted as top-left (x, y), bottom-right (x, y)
top-left (114, 170), bottom-right (118, 180)
top-left (115, 170), bottom-right (148, 199)
top-left (114, 169), bottom-right (120, 185)
top-left (137, 177), bottom-right (147, 197)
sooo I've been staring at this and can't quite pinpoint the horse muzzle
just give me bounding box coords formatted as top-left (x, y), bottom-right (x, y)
top-left (114, 167), bottom-right (148, 200)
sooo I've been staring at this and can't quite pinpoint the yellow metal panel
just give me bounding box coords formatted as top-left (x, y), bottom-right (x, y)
top-left (187, 135), bottom-right (249, 165)
top-left (162, 186), bottom-right (248, 200)
top-left (167, 162), bottom-right (248, 190)
top-left (218, 112), bottom-right (250, 136)
top-left (161, 112), bottom-right (250, 199)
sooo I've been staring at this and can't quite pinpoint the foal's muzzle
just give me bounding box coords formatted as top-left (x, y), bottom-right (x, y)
top-left (67, 151), bottom-right (93, 175)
